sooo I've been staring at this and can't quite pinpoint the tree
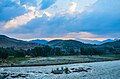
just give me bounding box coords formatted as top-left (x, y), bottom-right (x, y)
top-left (14, 49), bottom-right (26, 57)
top-left (0, 48), bottom-right (8, 59)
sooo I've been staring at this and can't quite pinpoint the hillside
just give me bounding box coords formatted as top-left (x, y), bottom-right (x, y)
top-left (29, 39), bottom-right (48, 44)
top-left (0, 35), bottom-right (41, 50)
top-left (101, 40), bottom-right (120, 48)
top-left (1, 34), bottom-right (120, 52)
top-left (47, 40), bottom-right (94, 50)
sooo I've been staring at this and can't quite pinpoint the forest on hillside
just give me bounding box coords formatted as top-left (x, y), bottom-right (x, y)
top-left (0, 45), bottom-right (120, 59)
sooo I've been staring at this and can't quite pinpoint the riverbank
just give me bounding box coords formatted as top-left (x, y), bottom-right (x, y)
top-left (0, 55), bottom-right (120, 67)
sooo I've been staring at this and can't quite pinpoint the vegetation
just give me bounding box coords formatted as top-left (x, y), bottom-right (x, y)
top-left (0, 48), bottom-right (8, 59)
top-left (0, 35), bottom-right (120, 60)
top-left (0, 44), bottom-right (120, 60)
top-left (14, 58), bottom-right (30, 61)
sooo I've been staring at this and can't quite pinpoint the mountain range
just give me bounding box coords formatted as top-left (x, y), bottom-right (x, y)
top-left (0, 35), bottom-right (119, 50)
top-left (29, 38), bottom-right (116, 45)
top-left (77, 39), bottom-right (116, 45)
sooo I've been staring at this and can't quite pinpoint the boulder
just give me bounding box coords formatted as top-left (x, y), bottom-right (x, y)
top-left (51, 70), bottom-right (64, 74)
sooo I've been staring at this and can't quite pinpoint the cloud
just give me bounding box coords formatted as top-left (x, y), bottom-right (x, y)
top-left (78, 38), bottom-right (109, 41)
top-left (3, 5), bottom-right (41, 29)
top-left (64, 32), bottom-right (97, 38)
top-left (0, 22), bottom-right (5, 27)
top-left (0, 0), bottom-right (57, 30)
top-left (1, 0), bottom-right (120, 41)
top-left (44, 11), bottom-right (53, 17)
top-left (68, 2), bottom-right (77, 14)
top-left (0, 22), bottom-right (5, 31)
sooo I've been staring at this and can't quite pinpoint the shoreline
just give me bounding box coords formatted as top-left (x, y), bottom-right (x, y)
top-left (1, 58), bottom-right (120, 68)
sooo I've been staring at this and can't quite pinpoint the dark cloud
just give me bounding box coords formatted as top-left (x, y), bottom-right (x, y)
top-left (0, 0), bottom-right (27, 21)
top-left (81, 0), bottom-right (120, 34)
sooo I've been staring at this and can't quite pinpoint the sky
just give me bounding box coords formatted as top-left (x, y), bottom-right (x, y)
top-left (0, 0), bottom-right (120, 41)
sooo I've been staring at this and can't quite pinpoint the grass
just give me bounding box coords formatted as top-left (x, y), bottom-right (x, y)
top-left (99, 54), bottom-right (120, 58)
top-left (14, 57), bottom-right (30, 61)
top-left (7, 56), bottom-right (30, 61)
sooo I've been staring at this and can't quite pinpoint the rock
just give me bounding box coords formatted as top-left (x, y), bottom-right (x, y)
top-left (11, 73), bottom-right (29, 78)
top-left (72, 67), bottom-right (88, 72)
top-left (11, 74), bottom-right (19, 78)
top-left (45, 72), bottom-right (49, 74)
top-left (51, 70), bottom-right (64, 74)
top-left (64, 67), bottom-right (71, 74)
top-left (86, 68), bottom-right (91, 70)
top-left (71, 68), bottom-right (75, 70)
top-left (0, 72), bottom-right (9, 78)
top-left (19, 74), bottom-right (29, 78)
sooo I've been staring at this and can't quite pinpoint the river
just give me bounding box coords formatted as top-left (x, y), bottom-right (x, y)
top-left (0, 60), bottom-right (120, 79)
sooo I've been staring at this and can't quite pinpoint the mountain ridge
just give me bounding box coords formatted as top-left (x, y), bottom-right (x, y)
top-left (0, 35), bottom-right (120, 50)
top-left (29, 39), bottom-right (48, 44)
top-left (0, 35), bottom-right (41, 50)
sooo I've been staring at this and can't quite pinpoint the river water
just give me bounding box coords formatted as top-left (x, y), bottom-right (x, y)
top-left (0, 60), bottom-right (120, 79)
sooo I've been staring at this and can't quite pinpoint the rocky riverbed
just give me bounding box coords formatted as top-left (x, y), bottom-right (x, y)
top-left (0, 60), bottom-right (120, 79)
